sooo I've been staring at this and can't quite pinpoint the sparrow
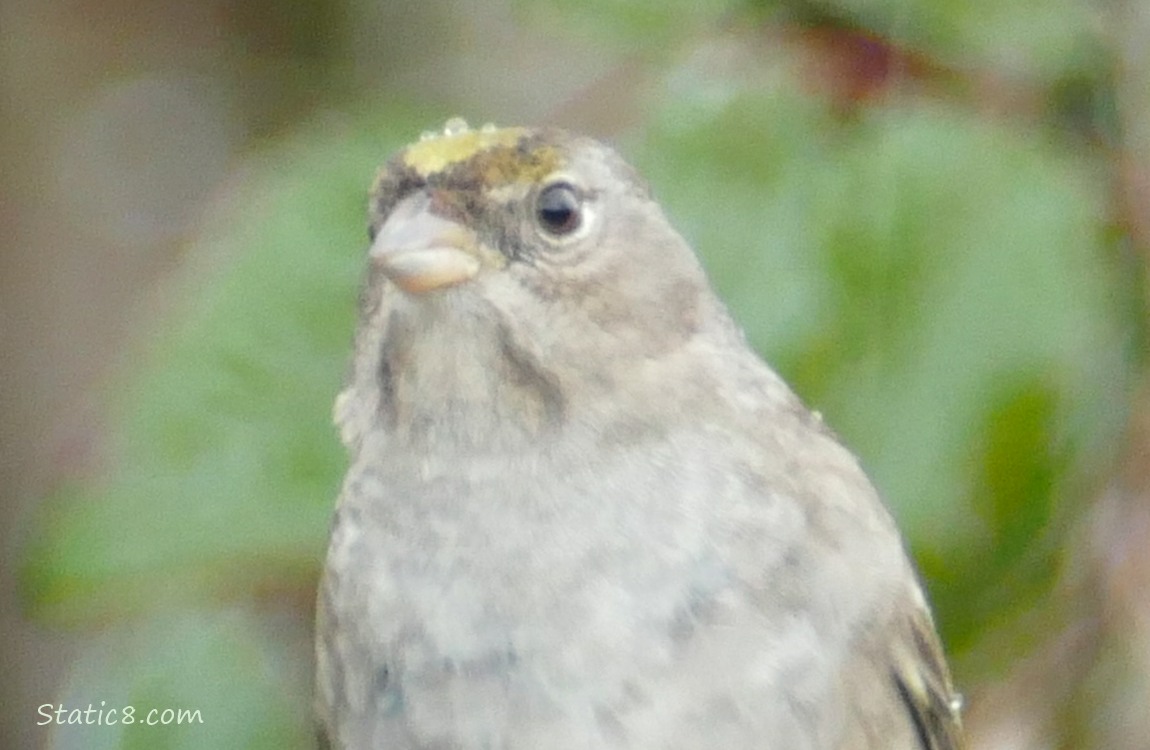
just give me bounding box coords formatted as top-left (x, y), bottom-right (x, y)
top-left (315, 118), bottom-right (964, 750)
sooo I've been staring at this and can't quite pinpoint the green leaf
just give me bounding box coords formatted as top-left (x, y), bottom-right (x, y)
top-left (21, 110), bottom-right (429, 622)
top-left (45, 610), bottom-right (311, 750)
top-left (637, 79), bottom-right (1133, 648)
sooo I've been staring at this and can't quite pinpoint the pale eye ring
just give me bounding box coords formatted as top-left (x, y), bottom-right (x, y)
top-left (534, 182), bottom-right (582, 237)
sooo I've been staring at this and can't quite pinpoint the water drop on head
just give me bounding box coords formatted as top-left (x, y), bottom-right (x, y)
top-left (442, 117), bottom-right (470, 136)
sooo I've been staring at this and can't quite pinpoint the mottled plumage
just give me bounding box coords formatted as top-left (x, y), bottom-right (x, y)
top-left (315, 120), bottom-right (963, 749)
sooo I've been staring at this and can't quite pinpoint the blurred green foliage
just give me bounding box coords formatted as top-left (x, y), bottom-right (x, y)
top-left (19, 0), bottom-right (1142, 748)
top-left (44, 611), bottom-right (310, 750)
top-left (24, 115), bottom-right (425, 623)
top-left (636, 86), bottom-right (1130, 652)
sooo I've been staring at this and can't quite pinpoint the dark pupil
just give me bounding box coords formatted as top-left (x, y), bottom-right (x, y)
top-left (537, 185), bottom-right (581, 235)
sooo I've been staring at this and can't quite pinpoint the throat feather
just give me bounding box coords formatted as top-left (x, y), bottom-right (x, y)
top-left (379, 303), bottom-right (564, 450)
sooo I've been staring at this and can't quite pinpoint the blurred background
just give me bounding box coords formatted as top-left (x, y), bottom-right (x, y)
top-left (2, 0), bottom-right (1148, 748)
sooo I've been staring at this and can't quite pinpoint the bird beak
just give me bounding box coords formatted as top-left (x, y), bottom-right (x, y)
top-left (369, 192), bottom-right (483, 294)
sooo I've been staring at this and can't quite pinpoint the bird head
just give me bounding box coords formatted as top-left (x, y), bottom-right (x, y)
top-left (339, 119), bottom-right (732, 451)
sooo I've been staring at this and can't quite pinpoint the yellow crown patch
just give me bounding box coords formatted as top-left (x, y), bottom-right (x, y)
top-left (400, 118), bottom-right (560, 186)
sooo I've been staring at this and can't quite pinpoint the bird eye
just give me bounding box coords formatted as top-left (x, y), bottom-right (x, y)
top-left (534, 182), bottom-right (582, 238)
